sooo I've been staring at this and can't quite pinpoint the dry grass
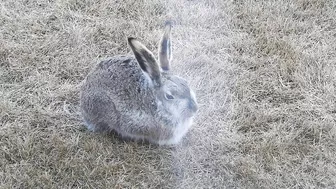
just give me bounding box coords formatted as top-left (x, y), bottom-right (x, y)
top-left (1, 0), bottom-right (336, 188)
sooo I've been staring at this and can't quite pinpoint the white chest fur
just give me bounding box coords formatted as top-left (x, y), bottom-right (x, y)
top-left (158, 117), bottom-right (194, 145)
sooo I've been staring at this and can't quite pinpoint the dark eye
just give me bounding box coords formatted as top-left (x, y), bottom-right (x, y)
top-left (165, 93), bottom-right (174, 100)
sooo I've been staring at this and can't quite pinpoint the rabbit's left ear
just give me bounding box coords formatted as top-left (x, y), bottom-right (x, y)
top-left (158, 21), bottom-right (172, 71)
top-left (128, 37), bottom-right (161, 86)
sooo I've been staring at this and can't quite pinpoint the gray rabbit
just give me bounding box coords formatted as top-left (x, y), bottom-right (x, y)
top-left (80, 22), bottom-right (198, 145)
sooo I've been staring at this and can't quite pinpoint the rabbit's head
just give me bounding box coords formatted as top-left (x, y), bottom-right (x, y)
top-left (128, 22), bottom-right (198, 123)
top-left (157, 74), bottom-right (198, 121)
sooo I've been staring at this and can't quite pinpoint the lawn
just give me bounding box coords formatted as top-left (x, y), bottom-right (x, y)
top-left (1, 0), bottom-right (336, 188)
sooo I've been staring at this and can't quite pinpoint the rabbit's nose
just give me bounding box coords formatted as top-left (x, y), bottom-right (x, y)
top-left (188, 99), bottom-right (198, 112)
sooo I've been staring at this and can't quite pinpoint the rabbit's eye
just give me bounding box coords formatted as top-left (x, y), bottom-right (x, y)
top-left (165, 93), bottom-right (175, 100)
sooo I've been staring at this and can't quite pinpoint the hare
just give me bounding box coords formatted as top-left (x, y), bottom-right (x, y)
top-left (80, 22), bottom-right (198, 145)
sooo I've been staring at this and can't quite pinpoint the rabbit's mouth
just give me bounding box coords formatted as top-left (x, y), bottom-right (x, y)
top-left (182, 106), bottom-right (198, 119)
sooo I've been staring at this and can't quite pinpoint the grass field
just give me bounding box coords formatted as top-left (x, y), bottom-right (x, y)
top-left (1, 0), bottom-right (336, 188)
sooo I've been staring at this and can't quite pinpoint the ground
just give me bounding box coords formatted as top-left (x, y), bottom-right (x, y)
top-left (1, 0), bottom-right (336, 188)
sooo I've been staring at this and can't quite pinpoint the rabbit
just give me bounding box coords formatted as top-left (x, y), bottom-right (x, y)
top-left (80, 21), bottom-right (198, 145)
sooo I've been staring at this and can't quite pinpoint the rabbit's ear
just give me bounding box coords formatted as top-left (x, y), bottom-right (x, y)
top-left (158, 21), bottom-right (172, 71)
top-left (128, 37), bottom-right (162, 86)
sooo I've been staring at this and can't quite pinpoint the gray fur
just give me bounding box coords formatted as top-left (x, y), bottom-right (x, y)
top-left (158, 21), bottom-right (172, 71)
top-left (80, 23), bottom-right (198, 145)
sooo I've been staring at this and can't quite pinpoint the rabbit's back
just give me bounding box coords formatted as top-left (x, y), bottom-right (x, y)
top-left (80, 55), bottom-right (157, 133)
top-left (83, 55), bottom-right (153, 102)
top-left (88, 55), bottom-right (145, 91)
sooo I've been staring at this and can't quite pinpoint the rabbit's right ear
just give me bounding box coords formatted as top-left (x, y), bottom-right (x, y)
top-left (128, 37), bottom-right (162, 86)
top-left (158, 21), bottom-right (172, 71)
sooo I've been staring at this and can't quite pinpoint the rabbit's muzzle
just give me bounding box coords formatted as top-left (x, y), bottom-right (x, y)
top-left (188, 98), bottom-right (198, 113)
